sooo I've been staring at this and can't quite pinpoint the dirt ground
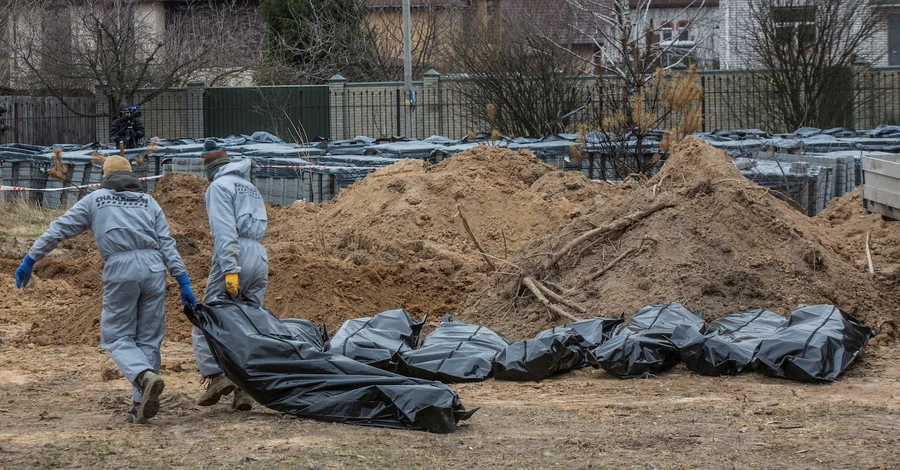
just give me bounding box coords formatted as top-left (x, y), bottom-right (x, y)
top-left (1, 140), bottom-right (899, 468)
top-left (1, 322), bottom-right (898, 469)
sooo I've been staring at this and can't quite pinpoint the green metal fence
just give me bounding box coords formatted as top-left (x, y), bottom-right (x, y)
top-left (204, 85), bottom-right (330, 141)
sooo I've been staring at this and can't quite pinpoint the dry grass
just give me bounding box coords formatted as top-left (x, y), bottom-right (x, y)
top-left (0, 198), bottom-right (65, 238)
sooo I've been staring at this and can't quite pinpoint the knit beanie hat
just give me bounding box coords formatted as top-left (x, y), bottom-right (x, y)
top-left (202, 139), bottom-right (229, 174)
top-left (102, 155), bottom-right (132, 177)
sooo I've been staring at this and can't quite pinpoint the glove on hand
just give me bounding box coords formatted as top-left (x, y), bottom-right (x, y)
top-left (225, 273), bottom-right (240, 298)
top-left (15, 255), bottom-right (36, 289)
top-left (175, 273), bottom-right (197, 308)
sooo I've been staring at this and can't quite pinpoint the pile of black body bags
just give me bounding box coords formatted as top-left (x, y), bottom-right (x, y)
top-left (186, 300), bottom-right (875, 433)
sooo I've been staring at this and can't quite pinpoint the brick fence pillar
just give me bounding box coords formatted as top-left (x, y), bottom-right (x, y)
top-left (186, 80), bottom-right (205, 139)
top-left (423, 69), bottom-right (441, 138)
top-left (328, 74), bottom-right (346, 140)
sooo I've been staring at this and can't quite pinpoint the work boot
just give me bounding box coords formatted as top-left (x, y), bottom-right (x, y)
top-left (125, 402), bottom-right (147, 424)
top-left (135, 371), bottom-right (165, 421)
top-left (232, 388), bottom-right (253, 412)
top-left (197, 373), bottom-right (234, 406)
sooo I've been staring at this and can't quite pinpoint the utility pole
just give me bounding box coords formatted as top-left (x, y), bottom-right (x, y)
top-left (402, 0), bottom-right (413, 138)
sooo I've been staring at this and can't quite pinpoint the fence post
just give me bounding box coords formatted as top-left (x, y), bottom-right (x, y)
top-left (328, 74), bottom-right (346, 140)
top-left (186, 80), bottom-right (205, 139)
top-left (184, 80), bottom-right (206, 139)
top-left (423, 69), bottom-right (440, 138)
top-left (849, 60), bottom-right (871, 130)
top-left (700, 74), bottom-right (707, 133)
top-left (94, 84), bottom-right (109, 144)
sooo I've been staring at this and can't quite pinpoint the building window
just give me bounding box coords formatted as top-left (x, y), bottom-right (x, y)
top-left (773, 6), bottom-right (816, 50)
top-left (660, 22), bottom-right (674, 42)
top-left (677, 21), bottom-right (690, 41)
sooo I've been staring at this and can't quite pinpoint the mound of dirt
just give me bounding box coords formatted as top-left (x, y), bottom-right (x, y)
top-left (461, 137), bottom-right (900, 340)
top-left (265, 146), bottom-right (607, 331)
top-left (815, 190), bottom-right (900, 288)
top-left (0, 269), bottom-right (81, 344)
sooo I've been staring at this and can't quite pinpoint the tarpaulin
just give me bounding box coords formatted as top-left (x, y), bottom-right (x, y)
top-left (492, 318), bottom-right (623, 381)
top-left (326, 309), bottom-right (426, 371)
top-left (671, 309), bottom-right (785, 376)
top-left (752, 305), bottom-right (876, 383)
top-left (593, 303), bottom-right (705, 378)
top-left (398, 315), bottom-right (509, 383)
top-left (185, 300), bottom-right (475, 433)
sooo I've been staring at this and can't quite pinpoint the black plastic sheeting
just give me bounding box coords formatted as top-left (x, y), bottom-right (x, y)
top-left (326, 309), bottom-right (426, 371)
top-left (492, 330), bottom-right (583, 381)
top-left (185, 300), bottom-right (475, 433)
top-left (593, 303), bottom-right (706, 378)
top-left (398, 315), bottom-right (510, 383)
top-left (282, 318), bottom-right (329, 352)
top-left (752, 305), bottom-right (876, 383)
top-left (492, 318), bottom-right (623, 381)
top-left (534, 318), bottom-right (624, 352)
top-left (671, 309), bottom-right (786, 376)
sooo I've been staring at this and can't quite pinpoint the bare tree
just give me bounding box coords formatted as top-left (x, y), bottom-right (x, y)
top-left (0, 0), bottom-right (263, 117)
top-left (741, 0), bottom-right (884, 130)
top-left (447, 4), bottom-right (589, 137)
top-left (364, 0), bottom-right (464, 80)
top-left (258, 0), bottom-right (458, 84)
top-left (537, 0), bottom-right (714, 178)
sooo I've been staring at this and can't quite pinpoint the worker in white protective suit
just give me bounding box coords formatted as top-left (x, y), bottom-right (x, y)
top-left (193, 140), bottom-right (268, 411)
top-left (14, 156), bottom-right (197, 424)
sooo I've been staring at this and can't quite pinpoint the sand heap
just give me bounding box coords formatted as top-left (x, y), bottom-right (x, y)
top-left (460, 137), bottom-right (900, 340)
top-left (263, 146), bottom-right (607, 329)
top-left (814, 190), bottom-right (900, 288)
top-left (30, 146), bottom-right (606, 344)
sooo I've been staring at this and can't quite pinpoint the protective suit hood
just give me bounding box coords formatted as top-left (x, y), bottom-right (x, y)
top-left (100, 171), bottom-right (143, 193)
top-left (213, 159), bottom-right (252, 181)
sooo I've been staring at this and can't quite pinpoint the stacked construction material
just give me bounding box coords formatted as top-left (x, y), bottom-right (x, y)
top-left (5, 127), bottom-right (900, 212)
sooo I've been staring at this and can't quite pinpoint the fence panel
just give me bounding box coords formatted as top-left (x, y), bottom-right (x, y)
top-left (0, 96), bottom-right (95, 146)
top-left (855, 68), bottom-right (900, 130)
top-left (204, 86), bottom-right (330, 142)
top-left (132, 89), bottom-right (189, 141)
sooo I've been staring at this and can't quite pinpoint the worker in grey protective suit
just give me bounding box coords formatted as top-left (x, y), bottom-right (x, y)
top-left (193, 140), bottom-right (268, 411)
top-left (14, 155), bottom-right (197, 424)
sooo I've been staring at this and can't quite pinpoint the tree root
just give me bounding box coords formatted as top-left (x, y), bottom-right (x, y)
top-left (522, 276), bottom-right (582, 323)
top-left (652, 174), bottom-right (668, 197)
top-left (456, 204), bottom-right (496, 271)
top-left (532, 279), bottom-right (587, 313)
top-left (548, 201), bottom-right (673, 269)
top-left (866, 231), bottom-right (875, 275)
top-left (587, 238), bottom-right (655, 282)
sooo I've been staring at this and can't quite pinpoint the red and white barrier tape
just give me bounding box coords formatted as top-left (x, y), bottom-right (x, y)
top-left (0, 175), bottom-right (164, 192)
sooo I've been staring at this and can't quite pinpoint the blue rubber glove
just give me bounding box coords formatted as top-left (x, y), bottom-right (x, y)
top-left (15, 255), bottom-right (36, 289)
top-left (175, 273), bottom-right (197, 309)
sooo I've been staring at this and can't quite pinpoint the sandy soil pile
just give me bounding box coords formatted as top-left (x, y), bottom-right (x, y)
top-left (461, 138), bottom-right (900, 340)
top-left (264, 146), bottom-right (607, 329)
top-left (814, 189), bottom-right (900, 288)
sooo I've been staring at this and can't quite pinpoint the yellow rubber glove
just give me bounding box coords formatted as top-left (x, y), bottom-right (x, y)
top-left (225, 273), bottom-right (240, 298)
